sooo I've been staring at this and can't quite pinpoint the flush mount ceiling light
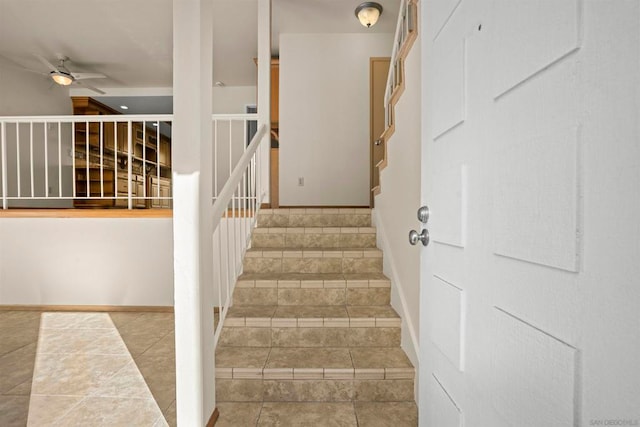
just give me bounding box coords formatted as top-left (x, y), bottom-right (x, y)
top-left (50, 70), bottom-right (74, 86)
top-left (355, 2), bottom-right (383, 28)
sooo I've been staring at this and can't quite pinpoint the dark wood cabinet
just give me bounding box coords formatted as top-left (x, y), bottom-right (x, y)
top-left (71, 97), bottom-right (172, 208)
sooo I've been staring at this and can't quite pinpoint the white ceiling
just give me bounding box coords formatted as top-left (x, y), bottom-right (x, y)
top-left (0, 0), bottom-right (399, 92)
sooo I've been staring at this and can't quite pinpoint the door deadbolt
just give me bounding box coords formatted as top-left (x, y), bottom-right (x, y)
top-left (417, 206), bottom-right (430, 223)
top-left (409, 229), bottom-right (429, 246)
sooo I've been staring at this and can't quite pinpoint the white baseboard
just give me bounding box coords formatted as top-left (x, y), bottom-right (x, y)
top-left (371, 208), bottom-right (420, 376)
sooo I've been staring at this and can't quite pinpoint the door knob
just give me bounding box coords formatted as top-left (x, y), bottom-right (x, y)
top-left (417, 205), bottom-right (430, 223)
top-left (409, 229), bottom-right (429, 246)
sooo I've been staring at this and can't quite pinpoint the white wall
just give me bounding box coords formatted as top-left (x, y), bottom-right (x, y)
top-left (373, 36), bottom-right (421, 389)
top-left (212, 86), bottom-right (256, 114)
top-left (0, 55), bottom-right (72, 116)
top-left (279, 33), bottom-right (393, 206)
top-left (0, 218), bottom-right (174, 306)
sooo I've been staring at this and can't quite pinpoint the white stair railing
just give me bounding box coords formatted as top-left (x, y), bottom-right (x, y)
top-left (0, 114), bottom-right (172, 209)
top-left (0, 113), bottom-right (261, 210)
top-left (212, 123), bottom-right (268, 346)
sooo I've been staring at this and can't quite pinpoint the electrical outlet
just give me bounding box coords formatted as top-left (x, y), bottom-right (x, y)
top-left (298, 177), bottom-right (304, 186)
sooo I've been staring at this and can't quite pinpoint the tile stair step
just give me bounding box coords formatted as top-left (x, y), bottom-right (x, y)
top-left (236, 272), bottom-right (391, 289)
top-left (216, 346), bottom-right (414, 380)
top-left (253, 227), bottom-right (376, 234)
top-left (218, 323), bottom-right (401, 347)
top-left (244, 248), bottom-right (383, 258)
top-left (232, 286), bottom-right (391, 306)
top-left (223, 305), bottom-right (400, 328)
top-left (216, 378), bottom-right (415, 403)
top-left (216, 367), bottom-right (414, 381)
top-left (260, 208), bottom-right (372, 215)
top-left (224, 317), bottom-right (400, 328)
top-left (214, 402), bottom-right (417, 426)
top-left (227, 305), bottom-right (399, 318)
top-left (215, 346), bottom-right (415, 402)
top-left (251, 227), bottom-right (377, 249)
top-left (258, 208), bottom-right (372, 228)
top-left (242, 249), bottom-right (383, 275)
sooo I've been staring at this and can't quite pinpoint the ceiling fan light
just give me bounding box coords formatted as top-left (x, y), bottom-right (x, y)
top-left (355, 2), bottom-right (383, 28)
top-left (51, 71), bottom-right (73, 86)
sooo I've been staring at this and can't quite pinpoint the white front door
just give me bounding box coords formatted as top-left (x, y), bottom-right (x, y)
top-left (418, 1), bottom-right (640, 426)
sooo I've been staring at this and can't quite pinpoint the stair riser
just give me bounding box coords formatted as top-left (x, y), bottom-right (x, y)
top-left (233, 288), bottom-right (390, 306)
top-left (251, 233), bottom-right (377, 249)
top-left (243, 257), bottom-right (383, 274)
top-left (258, 214), bottom-right (371, 228)
top-left (219, 327), bottom-right (401, 348)
top-left (216, 379), bottom-right (414, 403)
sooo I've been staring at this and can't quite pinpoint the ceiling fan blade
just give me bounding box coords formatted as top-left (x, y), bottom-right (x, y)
top-left (71, 72), bottom-right (107, 80)
top-left (74, 80), bottom-right (106, 95)
top-left (22, 68), bottom-right (49, 76)
top-left (1, 57), bottom-right (48, 76)
top-left (34, 54), bottom-right (57, 72)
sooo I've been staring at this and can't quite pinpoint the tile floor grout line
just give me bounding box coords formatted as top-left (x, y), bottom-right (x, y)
top-left (2, 377), bottom-right (34, 395)
top-left (131, 326), bottom-right (174, 358)
top-left (151, 412), bottom-right (166, 427)
top-left (0, 339), bottom-right (38, 361)
top-left (163, 398), bottom-right (176, 413)
top-left (45, 394), bottom-right (89, 426)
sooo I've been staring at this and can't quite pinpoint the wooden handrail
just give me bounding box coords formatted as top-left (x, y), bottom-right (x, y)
top-left (373, 0), bottom-right (419, 197)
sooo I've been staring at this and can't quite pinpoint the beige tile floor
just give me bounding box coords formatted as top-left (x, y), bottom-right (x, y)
top-left (28, 312), bottom-right (167, 426)
top-left (0, 310), bottom-right (176, 427)
top-left (0, 311), bottom-right (41, 426)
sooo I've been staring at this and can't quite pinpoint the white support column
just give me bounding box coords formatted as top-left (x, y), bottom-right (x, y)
top-left (172, 0), bottom-right (214, 425)
top-left (198, 0), bottom-right (216, 420)
top-left (257, 0), bottom-right (271, 205)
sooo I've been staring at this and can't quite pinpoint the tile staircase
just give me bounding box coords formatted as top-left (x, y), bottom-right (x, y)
top-left (216, 208), bottom-right (417, 424)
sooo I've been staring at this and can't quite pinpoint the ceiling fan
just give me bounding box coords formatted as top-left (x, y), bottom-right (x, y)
top-left (34, 54), bottom-right (107, 94)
